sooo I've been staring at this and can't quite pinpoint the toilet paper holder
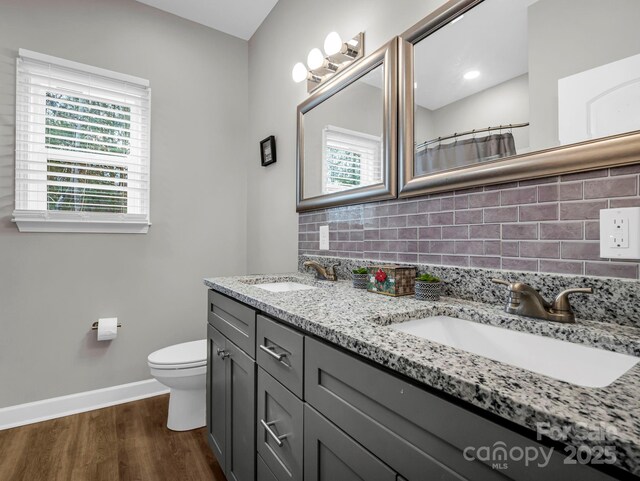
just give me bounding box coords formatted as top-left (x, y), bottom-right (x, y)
top-left (91, 321), bottom-right (122, 330)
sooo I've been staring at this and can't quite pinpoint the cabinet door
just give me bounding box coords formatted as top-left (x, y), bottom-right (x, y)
top-left (304, 405), bottom-right (396, 481)
top-left (225, 340), bottom-right (256, 481)
top-left (207, 324), bottom-right (227, 472)
top-left (257, 368), bottom-right (303, 481)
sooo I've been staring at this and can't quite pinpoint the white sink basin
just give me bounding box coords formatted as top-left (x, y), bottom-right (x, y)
top-left (391, 316), bottom-right (640, 388)
top-left (254, 282), bottom-right (317, 293)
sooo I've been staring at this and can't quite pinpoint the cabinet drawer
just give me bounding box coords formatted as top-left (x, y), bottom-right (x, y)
top-left (257, 454), bottom-right (279, 481)
top-left (208, 290), bottom-right (256, 358)
top-left (257, 368), bottom-right (303, 481)
top-left (256, 315), bottom-right (304, 398)
top-left (304, 404), bottom-right (396, 481)
top-left (305, 338), bottom-right (614, 481)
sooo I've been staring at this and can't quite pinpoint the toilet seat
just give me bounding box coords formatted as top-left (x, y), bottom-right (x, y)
top-left (148, 339), bottom-right (207, 370)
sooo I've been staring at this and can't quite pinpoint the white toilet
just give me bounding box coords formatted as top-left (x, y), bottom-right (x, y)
top-left (148, 339), bottom-right (207, 431)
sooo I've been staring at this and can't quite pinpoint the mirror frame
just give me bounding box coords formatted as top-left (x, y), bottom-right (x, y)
top-left (398, 0), bottom-right (640, 198)
top-left (296, 38), bottom-right (398, 212)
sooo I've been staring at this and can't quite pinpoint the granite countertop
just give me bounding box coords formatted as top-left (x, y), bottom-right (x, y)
top-left (204, 272), bottom-right (640, 475)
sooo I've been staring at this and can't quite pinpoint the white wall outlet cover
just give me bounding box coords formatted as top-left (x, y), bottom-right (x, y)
top-left (599, 207), bottom-right (640, 259)
top-left (319, 225), bottom-right (329, 251)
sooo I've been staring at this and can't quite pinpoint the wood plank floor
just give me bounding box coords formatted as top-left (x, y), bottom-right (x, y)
top-left (0, 395), bottom-right (226, 481)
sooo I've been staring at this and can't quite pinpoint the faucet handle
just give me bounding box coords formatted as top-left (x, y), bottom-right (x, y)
top-left (552, 287), bottom-right (593, 312)
top-left (328, 261), bottom-right (341, 280)
top-left (491, 278), bottom-right (511, 287)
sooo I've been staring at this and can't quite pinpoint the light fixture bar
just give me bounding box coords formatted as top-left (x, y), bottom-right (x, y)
top-left (306, 32), bottom-right (365, 93)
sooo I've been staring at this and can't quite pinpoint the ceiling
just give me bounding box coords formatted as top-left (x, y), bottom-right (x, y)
top-left (135, 0), bottom-right (279, 40)
top-left (415, 0), bottom-right (538, 111)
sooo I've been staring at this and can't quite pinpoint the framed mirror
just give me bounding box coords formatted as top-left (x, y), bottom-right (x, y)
top-left (399, 0), bottom-right (640, 197)
top-left (296, 38), bottom-right (398, 212)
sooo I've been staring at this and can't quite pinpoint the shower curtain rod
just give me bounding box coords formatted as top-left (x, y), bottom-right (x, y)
top-left (416, 122), bottom-right (530, 150)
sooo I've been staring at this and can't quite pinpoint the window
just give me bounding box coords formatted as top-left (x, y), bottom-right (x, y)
top-left (322, 125), bottom-right (382, 194)
top-left (13, 49), bottom-right (151, 233)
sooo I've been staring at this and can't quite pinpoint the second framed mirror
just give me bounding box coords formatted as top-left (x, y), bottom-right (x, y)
top-left (399, 0), bottom-right (640, 197)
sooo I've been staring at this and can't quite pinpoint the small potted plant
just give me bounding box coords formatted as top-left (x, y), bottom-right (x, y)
top-left (352, 267), bottom-right (369, 289)
top-left (415, 273), bottom-right (442, 301)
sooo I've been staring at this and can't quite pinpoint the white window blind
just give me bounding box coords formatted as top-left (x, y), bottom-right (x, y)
top-left (322, 125), bottom-right (382, 194)
top-left (13, 49), bottom-right (151, 233)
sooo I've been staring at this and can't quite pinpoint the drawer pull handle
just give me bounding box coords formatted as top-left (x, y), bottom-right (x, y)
top-left (259, 344), bottom-right (287, 362)
top-left (217, 348), bottom-right (230, 359)
top-left (260, 419), bottom-right (287, 447)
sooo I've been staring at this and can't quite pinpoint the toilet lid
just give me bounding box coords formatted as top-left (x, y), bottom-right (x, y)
top-left (148, 339), bottom-right (207, 369)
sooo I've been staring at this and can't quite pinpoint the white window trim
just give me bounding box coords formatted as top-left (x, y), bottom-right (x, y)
top-left (321, 124), bottom-right (382, 195)
top-left (12, 49), bottom-right (151, 234)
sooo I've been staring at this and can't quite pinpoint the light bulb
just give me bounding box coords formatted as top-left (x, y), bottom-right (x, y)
top-left (292, 62), bottom-right (307, 83)
top-left (463, 70), bottom-right (480, 80)
top-left (324, 31), bottom-right (343, 56)
top-left (307, 48), bottom-right (324, 70)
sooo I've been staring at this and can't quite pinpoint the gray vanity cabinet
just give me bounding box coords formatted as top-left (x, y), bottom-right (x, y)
top-left (207, 291), bottom-right (257, 481)
top-left (207, 289), bottom-right (618, 481)
top-left (304, 337), bottom-right (616, 481)
top-left (209, 290), bottom-right (257, 358)
top-left (256, 314), bottom-right (304, 398)
top-left (255, 315), bottom-right (305, 481)
top-left (206, 324), bottom-right (227, 471)
top-left (257, 454), bottom-right (279, 481)
top-left (304, 404), bottom-right (397, 481)
top-left (257, 368), bottom-right (303, 481)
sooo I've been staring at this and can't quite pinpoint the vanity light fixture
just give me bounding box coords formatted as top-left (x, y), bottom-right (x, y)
top-left (291, 62), bottom-right (308, 83)
top-left (451, 14), bottom-right (464, 24)
top-left (323, 31), bottom-right (343, 56)
top-left (463, 70), bottom-right (480, 80)
top-left (307, 48), bottom-right (324, 70)
top-left (291, 31), bottom-right (365, 93)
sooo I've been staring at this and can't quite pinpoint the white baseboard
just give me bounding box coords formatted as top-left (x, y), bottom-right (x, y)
top-left (0, 379), bottom-right (170, 430)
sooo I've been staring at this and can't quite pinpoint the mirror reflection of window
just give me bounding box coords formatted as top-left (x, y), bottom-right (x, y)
top-left (412, 0), bottom-right (640, 177)
top-left (303, 65), bottom-right (384, 198)
top-left (322, 125), bottom-right (382, 194)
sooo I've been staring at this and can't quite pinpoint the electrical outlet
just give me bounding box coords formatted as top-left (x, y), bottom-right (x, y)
top-left (319, 225), bottom-right (329, 250)
top-left (600, 207), bottom-right (640, 259)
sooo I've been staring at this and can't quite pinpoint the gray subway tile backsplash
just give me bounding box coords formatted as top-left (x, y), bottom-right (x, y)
top-left (298, 167), bottom-right (640, 280)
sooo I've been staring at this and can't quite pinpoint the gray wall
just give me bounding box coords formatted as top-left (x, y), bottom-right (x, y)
top-left (247, 0), bottom-right (446, 274)
top-left (528, 0), bottom-right (640, 150)
top-left (0, 0), bottom-right (248, 407)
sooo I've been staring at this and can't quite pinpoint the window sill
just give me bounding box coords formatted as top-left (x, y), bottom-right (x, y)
top-left (12, 211), bottom-right (150, 234)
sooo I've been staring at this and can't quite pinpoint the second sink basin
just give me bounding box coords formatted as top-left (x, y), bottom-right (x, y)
top-left (254, 282), bottom-right (317, 293)
top-left (391, 316), bottom-right (640, 388)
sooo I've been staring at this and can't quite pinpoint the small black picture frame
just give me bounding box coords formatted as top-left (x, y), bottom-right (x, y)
top-left (260, 135), bottom-right (277, 167)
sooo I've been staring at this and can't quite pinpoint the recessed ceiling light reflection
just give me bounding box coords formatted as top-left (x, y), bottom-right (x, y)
top-left (463, 70), bottom-right (480, 80)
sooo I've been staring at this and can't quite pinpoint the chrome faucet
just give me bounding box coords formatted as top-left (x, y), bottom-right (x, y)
top-left (303, 260), bottom-right (340, 281)
top-left (491, 279), bottom-right (593, 323)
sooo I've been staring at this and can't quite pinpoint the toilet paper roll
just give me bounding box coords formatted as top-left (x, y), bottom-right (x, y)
top-left (97, 317), bottom-right (118, 341)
